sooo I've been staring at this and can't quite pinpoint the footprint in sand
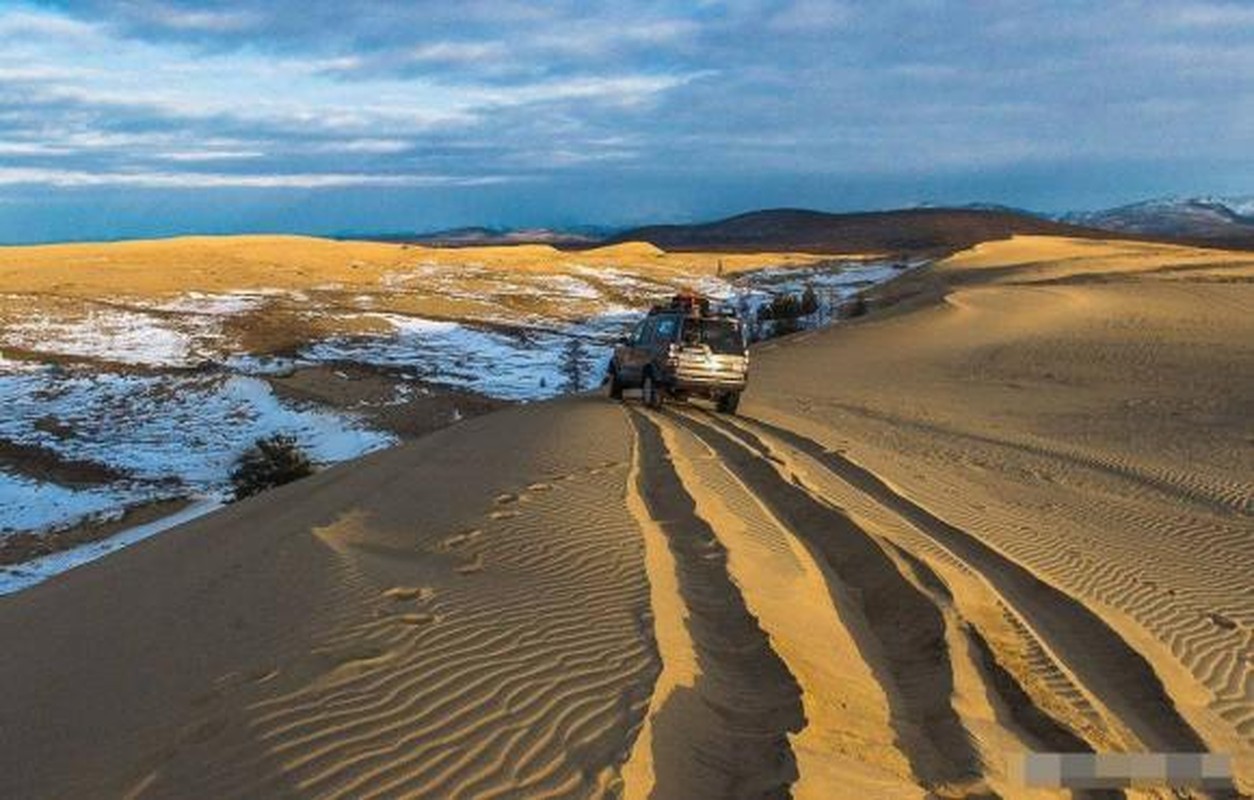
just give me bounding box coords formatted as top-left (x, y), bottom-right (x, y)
top-left (586, 459), bottom-right (627, 475)
top-left (1206, 611), bottom-right (1238, 631)
top-left (526, 482), bottom-right (553, 492)
top-left (397, 612), bottom-right (438, 626)
top-left (383, 586), bottom-right (435, 603)
top-left (494, 492), bottom-right (521, 505)
top-left (438, 529), bottom-right (482, 551)
top-left (455, 554), bottom-right (485, 575)
top-left (245, 666), bottom-right (280, 685)
top-left (489, 509), bottom-right (518, 520)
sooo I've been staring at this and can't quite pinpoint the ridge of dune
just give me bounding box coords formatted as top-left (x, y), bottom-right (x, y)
top-left (0, 233), bottom-right (1250, 796)
top-left (581, 241), bottom-right (666, 259)
top-left (0, 232), bottom-right (831, 301)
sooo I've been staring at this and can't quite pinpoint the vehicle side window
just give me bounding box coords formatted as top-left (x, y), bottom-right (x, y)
top-left (631, 320), bottom-right (650, 345)
top-left (654, 317), bottom-right (677, 342)
top-left (637, 318), bottom-right (662, 345)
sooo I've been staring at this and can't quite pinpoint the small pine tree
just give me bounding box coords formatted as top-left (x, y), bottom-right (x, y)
top-left (230, 433), bottom-right (315, 500)
top-left (560, 338), bottom-right (585, 393)
top-left (800, 285), bottom-right (819, 316)
top-left (769, 293), bottom-right (802, 320)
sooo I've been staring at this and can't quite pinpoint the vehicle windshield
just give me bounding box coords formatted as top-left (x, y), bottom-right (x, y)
top-left (681, 318), bottom-right (744, 354)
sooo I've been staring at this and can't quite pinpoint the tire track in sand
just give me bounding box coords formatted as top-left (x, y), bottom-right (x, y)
top-left (623, 409), bottom-right (806, 799)
top-left (665, 411), bottom-right (992, 796)
top-left (725, 413), bottom-right (1216, 758)
top-left (782, 401), bottom-right (1253, 758)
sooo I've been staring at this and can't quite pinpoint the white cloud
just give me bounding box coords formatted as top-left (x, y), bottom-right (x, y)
top-left (467, 72), bottom-right (711, 108)
top-left (138, 6), bottom-right (264, 32)
top-left (1168, 3), bottom-right (1254, 28)
top-left (156, 150), bottom-right (266, 162)
top-left (0, 141), bottom-right (70, 156)
top-left (410, 41), bottom-right (508, 64)
top-left (768, 0), bottom-right (853, 32)
top-left (0, 167), bottom-right (510, 189)
top-left (0, 8), bottom-right (99, 40)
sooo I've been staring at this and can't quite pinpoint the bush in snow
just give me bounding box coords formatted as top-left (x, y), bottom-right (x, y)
top-left (230, 433), bottom-right (315, 500)
top-left (843, 296), bottom-right (869, 318)
top-left (757, 293), bottom-right (805, 336)
top-left (801, 285), bottom-right (820, 316)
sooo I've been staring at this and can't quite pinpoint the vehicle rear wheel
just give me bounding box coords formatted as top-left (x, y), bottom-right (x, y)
top-left (642, 373), bottom-right (663, 409)
top-left (607, 368), bottom-right (623, 400)
top-left (716, 391), bottom-right (740, 414)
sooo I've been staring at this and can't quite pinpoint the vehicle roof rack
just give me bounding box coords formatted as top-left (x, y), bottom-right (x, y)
top-left (648, 293), bottom-right (740, 320)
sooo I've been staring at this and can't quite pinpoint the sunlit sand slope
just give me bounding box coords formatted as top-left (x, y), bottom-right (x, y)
top-left (0, 234), bottom-right (1249, 797)
top-left (744, 235), bottom-right (1254, 791)
top-left (0, 402), bottom-right (660, 799)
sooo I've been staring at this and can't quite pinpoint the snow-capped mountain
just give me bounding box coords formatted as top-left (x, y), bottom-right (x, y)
top-left (1064, 197), bottom-right (1254, 243)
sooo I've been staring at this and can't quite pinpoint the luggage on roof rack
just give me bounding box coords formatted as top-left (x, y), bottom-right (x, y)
top-left (649, 293), bottom-right (738, 319)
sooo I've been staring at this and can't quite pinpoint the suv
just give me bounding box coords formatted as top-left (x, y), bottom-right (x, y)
top-left (607, 294), bottom-right (749, 413)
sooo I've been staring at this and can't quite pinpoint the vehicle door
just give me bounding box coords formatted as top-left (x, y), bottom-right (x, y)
top-left (619, 317), bottom-right (657, 383)
top-left (649, 315), bottom-right (680, 371)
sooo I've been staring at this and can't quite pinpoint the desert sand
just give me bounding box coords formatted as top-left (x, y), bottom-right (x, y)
top-left (0, 235), bottom-right (1250, 798)
top-left (0, 235), bottom-right (827, 297)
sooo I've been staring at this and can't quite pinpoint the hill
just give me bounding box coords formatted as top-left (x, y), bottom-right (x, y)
top-left (607, 207), bottom-right (1113, 256)
top-left (1064, 197), bottom-right (1254, 249)
top-left (350, 226), bottom-right (607, 248)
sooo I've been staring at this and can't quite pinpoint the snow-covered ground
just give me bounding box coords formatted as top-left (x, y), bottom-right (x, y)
top-left (0, 498), bottom-right (222, 596)
top-left (304, 310), bottom-right (635, 399)
top-left (0, 369), bottom-right (394, 534)
top-left (0, 257), bottom-right (916, 590)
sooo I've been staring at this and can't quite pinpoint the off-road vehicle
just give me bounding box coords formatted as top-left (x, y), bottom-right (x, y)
top-left (607, 294), bottom-right (749, 413)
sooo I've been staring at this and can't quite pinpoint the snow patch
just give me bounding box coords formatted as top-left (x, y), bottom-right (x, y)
top-left (5, 308), bottom-right (200, 366)
top-left (0, 497), bottom-right (223, 596)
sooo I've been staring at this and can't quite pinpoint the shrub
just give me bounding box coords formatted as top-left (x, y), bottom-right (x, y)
top-left (756, 292), bottom-right (808, 337)
top-left (230, 433), bottom-right (315, 500)
top-left (800, 285), bottom-right (819, 316)
top-left (772, 316), bottom-right (802, 335)
top-left (769, 293), bottom-right (802, 320)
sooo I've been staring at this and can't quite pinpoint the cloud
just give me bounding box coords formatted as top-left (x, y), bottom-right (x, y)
top-left (0, 0), bottom-right (1251, 241)
top-left (0, 167), bottom-right (509, 189)
top-left (125, 2), bottom-right (265, 33)
top-left (409, 40), bottom-right (509, 65)
top-left (767, 0), bottom-right (853, 32)
top-left (155, 150), bottom-right (265, 161)
top-left (1167, 2), bottom-right (1254, 29)
top-left (0, 8), bottom-right (98, 39)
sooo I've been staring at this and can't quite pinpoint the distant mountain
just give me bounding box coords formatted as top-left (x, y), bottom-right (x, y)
top-left (608, 207), bottom-right (1111, 256)
top-left (337, 198), bottom-right (1254, 255)
top-left (1063, 197), bottom-right (1254, 247)
top-left (352, 226), bottom-right (609, 248)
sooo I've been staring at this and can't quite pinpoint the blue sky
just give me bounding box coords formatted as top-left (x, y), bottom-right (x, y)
top-left (1, 1), bottom-right (1251, 242)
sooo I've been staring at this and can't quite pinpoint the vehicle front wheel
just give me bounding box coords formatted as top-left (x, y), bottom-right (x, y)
top-left (642, 373), bottom-right (663, 409)
top-left (716, 391), bottom-right (740, 414)
top-left (607, 368), bottom-right (623, 400)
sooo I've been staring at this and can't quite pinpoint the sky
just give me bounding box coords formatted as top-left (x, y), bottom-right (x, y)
top-left (0, 0), bottom-right (1252, 243)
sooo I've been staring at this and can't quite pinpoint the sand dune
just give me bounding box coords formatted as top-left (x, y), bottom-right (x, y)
top-left (0, 234), bottom-right (827, 300)
top-left (0, 235), bottom-right (1250, 797)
